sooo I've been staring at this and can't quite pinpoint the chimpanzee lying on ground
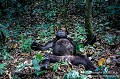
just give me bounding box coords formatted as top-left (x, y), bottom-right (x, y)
top-left (31, 30), bottom-right (76, 55)
top-left (31, 29), bottom-right (96, 71)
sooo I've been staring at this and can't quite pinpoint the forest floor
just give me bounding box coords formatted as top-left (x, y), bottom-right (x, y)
top-left (0, 6), bottom-right (120, 79)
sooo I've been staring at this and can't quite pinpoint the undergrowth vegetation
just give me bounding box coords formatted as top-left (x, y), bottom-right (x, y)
top-left (0, 0), bottom-right (120, 79)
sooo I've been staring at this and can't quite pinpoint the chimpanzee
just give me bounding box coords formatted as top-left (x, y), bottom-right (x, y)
top-left (44, 55), bottom-right (95, 71)
top-left (31, 30), bottom-right (76, 55)
top-left (31, 29), bottom-right (95, 71)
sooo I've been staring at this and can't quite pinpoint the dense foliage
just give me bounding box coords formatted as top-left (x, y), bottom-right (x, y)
top-left (0, 0), bottom-right (120, 79)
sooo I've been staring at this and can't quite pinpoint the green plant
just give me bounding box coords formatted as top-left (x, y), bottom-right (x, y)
top-left (0, 63), bottom-right (7, 75)
top-left (70, 24), bottom-right (86, 53)
top-left (52, 61), bottom-right (69, 72)
top-left (16, 63), bottom-right (26, 71)
top-left (0, 0), bottom-right (34, 18)
top-left (32, 54), bottom-right (47, 75)
top-left (53, 62), bottom-right (60, 72)
top-left (95, 65), bottom-right (119, 79)
top-left (76, 44), bottom-right (84, 53)
top-left (16, 54), bottom-right (46, 75)
top-left (79, 70), bottom-right (92, 79)
top-left (0, 49), bottom-right (13, 60)
top-left (106, 5), bottom-right (120, 17)
top-left (45, 11), bottom-right (57, 22)
top-left (63, 70), bottom-right (80, 79)
top-left (106, 4), bottom-right (120, 29)
top-left (20, 34), bottom-right (33, 52)
top-left (117, 52), bottom-right (120, 55)
top-left (37, 23), bottom-right (55, 43)
top-left (72, 24), bottom-right (86, 42)
top-left (63, 70), bottom-right (92, 79)
top-left (102, 33), bottom-right (118, 45)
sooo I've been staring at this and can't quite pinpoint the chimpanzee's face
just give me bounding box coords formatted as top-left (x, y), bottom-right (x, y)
top-left (56, 30), bottom-right (67, 38)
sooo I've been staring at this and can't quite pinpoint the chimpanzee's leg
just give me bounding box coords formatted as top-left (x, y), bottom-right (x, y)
top-left (70, 56), bottom-right (96, 71)
top-left (40, 54), bottom-right (61, 69)
top-left (41, 55), bottom-right (95, 71)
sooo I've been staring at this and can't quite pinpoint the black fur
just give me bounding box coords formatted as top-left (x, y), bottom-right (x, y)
top-left (31, 30), bottom-right (95, 71)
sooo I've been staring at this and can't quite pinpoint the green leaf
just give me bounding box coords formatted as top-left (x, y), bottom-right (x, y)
top-left (32, 59), bottom-right (39, 66)
top-left (104, 75), bottom-right (119, 79)
top-left (95, 66), bottom-right (104, 71)
top-left (117, 52), bottom-right (120, 55)
top-left (0, 63), bottom-right (7, 69)
top-left (53, 63), bottom-right (60, 72)
top-left (41, 31), bottom-right (46, 37)
top-left (76, 44), bottom-right (84, 52)
top-left (84, 70), bottom-right (92, 74)
top-left (78, 35), bottom-right (85, 40)
top-left (36, 70), bottom-right (47, 75)
top-left (32, 59), bottom-right (40, 71)
top-left (9, 55), bottom-right (14, 59)
top-left (63, 70), bottom-right (80, 79)
top-left (36, 54), bottom-right (43, 59)
top-left (79, 48), bottom-right (84, 52)
top-left (103, 67), bottom-right (108, 74)
top-left (20, 35), bottom-right (33, 52)
top-left (16, 63), bottom-right (26, 71)
top-left (33, 65), bottom-right (40, 71)
top-left (0, 69), bottom-right (3, 75)
top-left (80, 74), bottom-right (88, 79)
top-left (3, 55), bottom-right (8, 60)
top-left (61, 62), bottom-right (69, 66)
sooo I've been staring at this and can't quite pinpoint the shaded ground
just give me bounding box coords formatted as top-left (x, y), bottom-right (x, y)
top-left (0, 4), bottom-right (120, 79)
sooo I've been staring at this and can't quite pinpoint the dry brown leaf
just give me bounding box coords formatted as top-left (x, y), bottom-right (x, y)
top-left (98, 58), bottom-right (106, 66)
top-left (20, 53), bottom-right (29, 56)
top-left (11, 43), bottom-right (18, 49)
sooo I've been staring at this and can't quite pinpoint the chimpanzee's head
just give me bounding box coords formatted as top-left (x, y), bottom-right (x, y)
top-left (56, 30), bottom-right (67, 39)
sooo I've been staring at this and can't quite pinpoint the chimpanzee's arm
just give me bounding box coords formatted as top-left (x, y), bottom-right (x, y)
top-left (31, 40), bottom-right (54, 51)
top-left (42, 40), bottom-right (54, 50)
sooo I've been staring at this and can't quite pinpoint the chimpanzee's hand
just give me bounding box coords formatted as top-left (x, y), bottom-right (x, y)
top-left (31, 42), bottom-right (40, 51)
